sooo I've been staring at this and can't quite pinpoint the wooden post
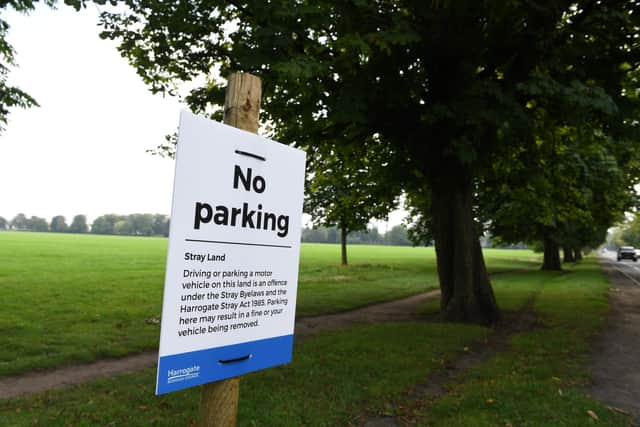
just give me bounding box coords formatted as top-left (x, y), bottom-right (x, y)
top-left (197, 72), bottom-right (262, 427)
top-left (222, 72), bottom-right (262, 133)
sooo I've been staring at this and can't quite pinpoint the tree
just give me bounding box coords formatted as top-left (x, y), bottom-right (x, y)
top-left (301, 226), bottom-right (328, 243)
top-left (28, 216), bottom-right (49, 232)
top-left (404, 186), bottom-right (434, 247)
top-left (50, 215), bottom-right (68, 233)
top-left (304, 143), bottom-right (398, 264)
top-left (69, 215), bottom-right (88, 233)
top-left (618, 215), bottom-right (640, 248)
top-left (478, 48), bottom-right (640, 270)
top-left (128, 213), bottom-right (154, 236)
top-left (152, 214), bottom-right (170, 236)
top-left (0, 216), bottom-right (7, 230)
top-left (101, 1), bottom-right (640, 324)
top-left (326, 226), bottom-right (338, 244)
top-left (479, 123), bottom-right (635, 270)
top-left (386, 225), bottom-right (411, 247)
top-left (348, 227), bottom-right (384, 245)
top-left (113, 219), bottom-right (133, 235)
top-left (10, 213), bottom-right (28, 230)
top-left (91, 214), bottom-right (123, 234)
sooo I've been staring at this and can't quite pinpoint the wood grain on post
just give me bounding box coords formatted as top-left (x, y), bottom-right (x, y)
top-left (197, 72), bottom-right (262, 427)
top-left (223, 72), bottom-right (262, 133)
top-left (198, 377), bottom-right (240, 427)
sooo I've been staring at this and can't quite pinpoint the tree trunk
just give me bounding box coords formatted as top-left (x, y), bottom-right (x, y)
top-left (340, 224), bottom-right (348, 266)
top-left (542, 231), bottom-right (562, 270)
top-left (573, 247), bottom-right (583, 261)
top-left (562, 246), bottom-right (575, 263)
top-left (431, 173), bottom-right (500, 324)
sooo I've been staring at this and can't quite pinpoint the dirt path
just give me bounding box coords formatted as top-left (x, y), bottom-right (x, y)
top-left (589, 257), bottom-right (640, 425)
top-left (0, 290), bottom-right (439, 400)
top-left (294, 290), bottom-right (440, 338)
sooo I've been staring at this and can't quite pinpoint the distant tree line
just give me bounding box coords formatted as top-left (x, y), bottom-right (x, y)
top-left (0, 213), bottom-right (88, 233)
top-left (91, 214), bottom-right (169, 236)
top-left (0, 213), bottom-right (169, 237)
top-left (302, 225), bottom-right (412, 247)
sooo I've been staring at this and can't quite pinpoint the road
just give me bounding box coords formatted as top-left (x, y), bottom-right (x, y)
top-left (601, 248), bottom-right (640, 286)
top-left (590, 250), bottom-right (640, 426)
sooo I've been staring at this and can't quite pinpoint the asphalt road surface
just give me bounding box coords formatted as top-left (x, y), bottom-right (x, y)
top-left (590, 250), bottom-right (640, 425)
top-left (601, 248), bottom-right (640, 285)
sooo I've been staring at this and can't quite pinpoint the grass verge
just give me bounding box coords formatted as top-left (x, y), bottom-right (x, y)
top-left (408, 259), bottom-right (629, 426)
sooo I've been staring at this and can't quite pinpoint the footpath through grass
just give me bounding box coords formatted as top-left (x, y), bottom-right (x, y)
top-left (0, 233), bottom-right (539, 377)
top-left (297, 244), bottom-right (537, 316)
top-left (0, 256), bottom-right (627, 426)
top-left (0, 323), bottom-right (489, 426)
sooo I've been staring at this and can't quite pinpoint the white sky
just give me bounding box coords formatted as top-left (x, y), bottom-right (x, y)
top-left (1, 4), bottom-right (182, 224)
top-left (1, 4), bottom-right (407, 229)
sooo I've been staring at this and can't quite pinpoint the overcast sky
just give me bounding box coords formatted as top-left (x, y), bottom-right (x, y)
top-left (1, 4), bottom-right (182, 223)
top-left (1, 4), bottom-right (406, 229)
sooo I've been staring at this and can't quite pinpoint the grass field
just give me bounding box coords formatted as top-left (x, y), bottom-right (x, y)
top-left (0, 232), bottom-right (541, 377)
top-left (0, 259), bottom-right (627, 426)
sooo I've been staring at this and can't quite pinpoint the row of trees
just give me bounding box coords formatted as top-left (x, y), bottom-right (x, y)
top-left (4, 1), bottom-right (640, 324)
top-left (0, 213), bottom-right (170, 236)
top-left (0, 214), bottom-right (88, 233)
top-left (302, 225), bottom-right (412, 246)
top-left (1, 210), bottom-right (410, 243)
top-left (96, 1), bottom-right (640, 323)
top-left (91, 214), bottom-right (169, 236)
top-left (611, 215), bottom-right (640, 248)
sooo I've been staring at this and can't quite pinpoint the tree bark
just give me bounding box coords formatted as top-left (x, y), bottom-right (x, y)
top-left (431, 172), bottom-right (500, 324)
top-left (562, 246), bottom-right (575, 263)
top-left (542, 230), bottom-right (562, 270)
top-left (340, 223), bottom-right (348, 266)
top-left (573, 247), bottom-right (583, 261)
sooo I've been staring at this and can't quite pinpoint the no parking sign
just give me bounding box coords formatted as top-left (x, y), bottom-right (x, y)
top-left (156, 111), bottom-right (306, 395)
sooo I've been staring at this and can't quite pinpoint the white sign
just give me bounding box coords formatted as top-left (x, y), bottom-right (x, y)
top-left (156, 111), bottom-right (306, 395)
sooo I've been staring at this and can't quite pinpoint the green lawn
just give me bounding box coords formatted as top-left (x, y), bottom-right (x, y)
top-left (0, 258), bottom-right (627, 426)
top-left (0, 232), bottom-right (540, 377)
top-left (0, 233), bottom-right (167, 377)
top-left (285, 244), bottom-right (538, 315)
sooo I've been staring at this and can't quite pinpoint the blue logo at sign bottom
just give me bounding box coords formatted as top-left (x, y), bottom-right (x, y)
top-left (156, 335), bottom-right (294, 395)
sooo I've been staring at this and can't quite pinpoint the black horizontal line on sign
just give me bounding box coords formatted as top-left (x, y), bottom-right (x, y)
top-left (234, 149), bottom-right (266, 161)
top-left (185, 238), bottom-right (291, 249)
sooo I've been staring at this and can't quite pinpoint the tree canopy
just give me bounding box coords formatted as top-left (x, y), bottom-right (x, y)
top-left (304, 141), bottom-right (399, 264)
top-left (615, 214), bottom-right (640, 248)
top-left (90, 213), bottom-right (169, 236)
top-left (69, 214), bottom-right (89, 233)
top-left (99, 1), bottom-right (640, 323)
top-left (50, 215), bottom-right (69, 232)
top-left (10, 213), bottom-right (28, 230)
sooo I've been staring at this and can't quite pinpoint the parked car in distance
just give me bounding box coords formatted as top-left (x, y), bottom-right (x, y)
top-left (617, 246), bottom-right (638, 262)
